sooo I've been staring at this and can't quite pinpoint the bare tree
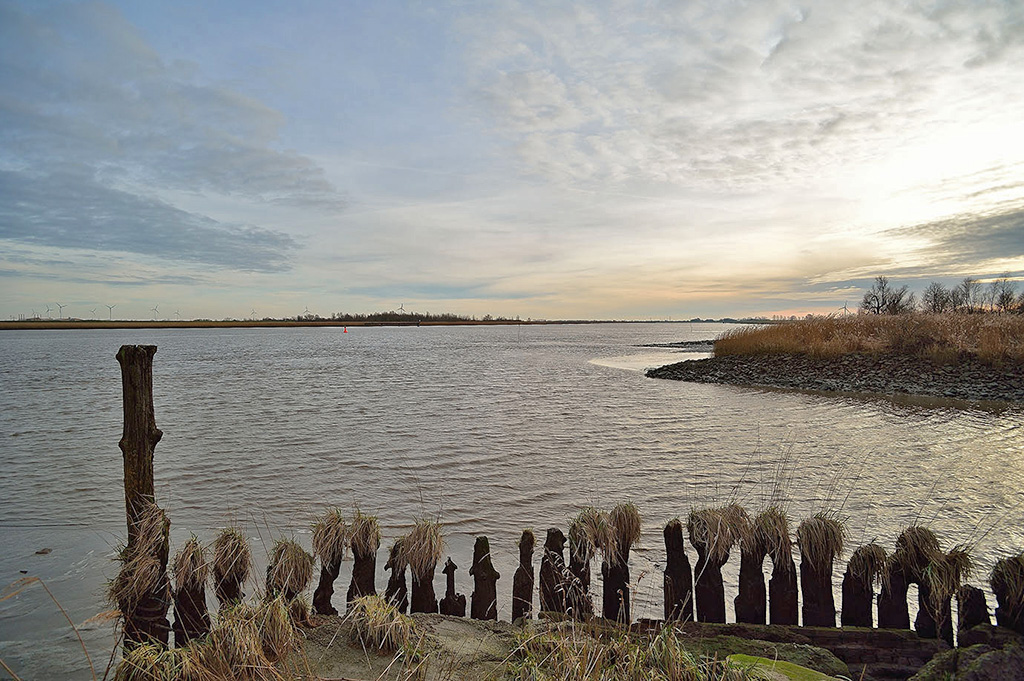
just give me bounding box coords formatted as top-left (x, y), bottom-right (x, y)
top-left (990, 277), bottom-right (1018, 313)
top-left (862, 276), bottom-right (915, 315)
top-left (954, 277), bottom-right (982, 312)
top-left (921, 282), bottom-right (951, 314)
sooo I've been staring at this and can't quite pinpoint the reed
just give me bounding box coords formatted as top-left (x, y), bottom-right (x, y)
top-left (990, 553), bottom-right (1024, 612)
top-left (507, 622), bottom-right (758, 680)
top-left (894, 526), bottom-right (941, 577)
top-left (714, 313), bottom-right (1024, 364)
top-left (924, 545), bottom-right (973, 610)
top-left (255, 596), bottom-right (297, 664)
top-left (311, 508), bottom-right (348, 566)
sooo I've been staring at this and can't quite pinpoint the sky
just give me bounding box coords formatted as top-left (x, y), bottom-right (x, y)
top-left (2, 0), bottom-right (1024, 321)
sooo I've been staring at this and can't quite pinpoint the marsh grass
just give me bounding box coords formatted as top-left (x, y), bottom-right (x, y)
top-left (714, 313), bottom-right (1024, 364)
top-left (609, 502), bottom-right (642, 562)
top-left (990, 553), bottom-right (1024, 611)
top-left (570, 507), bottom-right (613, 563)
top-left (894, 526), bottom-right (941, 577)
top-left (507, 622), bottom-right (759, 680)
top-left (349, 594), bottom-right (414, 653)
top-left (924, 546), bottom-right (973, 611)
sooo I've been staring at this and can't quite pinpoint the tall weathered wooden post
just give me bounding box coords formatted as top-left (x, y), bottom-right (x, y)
top-left (117, 345), bottom-right (163, 543)
top-left (115, 344), bottom-right (170, 647)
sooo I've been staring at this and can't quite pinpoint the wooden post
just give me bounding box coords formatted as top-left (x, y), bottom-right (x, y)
top-left (116, 345), bottom-right (163, 546)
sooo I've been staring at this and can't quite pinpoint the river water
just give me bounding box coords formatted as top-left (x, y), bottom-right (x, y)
top-left (1, 323), bottom-right (1022, 678)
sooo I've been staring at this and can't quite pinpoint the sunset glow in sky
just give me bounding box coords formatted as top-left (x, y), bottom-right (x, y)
top-left (2, 0), bottom-right (1024, 320)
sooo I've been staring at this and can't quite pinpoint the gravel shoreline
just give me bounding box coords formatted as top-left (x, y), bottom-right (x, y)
top-left (645, 352), bottom-right (1024, 404)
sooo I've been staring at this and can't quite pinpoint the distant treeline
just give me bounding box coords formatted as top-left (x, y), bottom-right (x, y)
top-left (861, 276), bottom-right (1024, 315)
top-left (325, 311), bottom-right (521, 323)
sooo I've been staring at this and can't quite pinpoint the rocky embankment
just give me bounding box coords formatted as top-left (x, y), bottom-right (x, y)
top-left (646, 352), bottom-right (1024, 404)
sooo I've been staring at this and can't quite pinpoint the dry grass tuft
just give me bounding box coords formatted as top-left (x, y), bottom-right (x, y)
top-left (213, 527), bottom-right (252, 589)
top-left (847, 544), bottom-right (887, 585)
top-left (569, 507), bottom-right (613, 562)
top-left (508, 622), bottom-right (758, 680)
top-left (990, 553), bottom-right (1024, 608)
top-left (797, 512), bottom-right (846, 567)
top-left (267, 539), bottom-right (314, 598)
top-left (609, 502), bottom-right (642, 561)
top-left (349, 594), bottom-right (414, 652)
top-left (398, 519), bottom-right (443, 578)
top-left (108, 503), bottom-right (169, 613)
top-left (349, 509), bottom-right (381, 556)
top-left (895, 526), bottom-right (941, 577)
top-left (755, 506), bottom-right (793, 568)
top-left (311, 508), bottom-right (348, 566)
top-left (256, 595), bottom-right (298, 664)
top-left (924, 545), bottom-right (973, 609)
top-left (713, 313), bottom-right (1024, 364)
top-left (203, 603), bottom-right (274, 679)
top-left (173, 535), bottom-right (209, 592)
top-left (687, 504), bottom-right (747, 564)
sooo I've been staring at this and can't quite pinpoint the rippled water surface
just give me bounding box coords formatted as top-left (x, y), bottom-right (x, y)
top-left (1, 323), bottom-right (1023, 678)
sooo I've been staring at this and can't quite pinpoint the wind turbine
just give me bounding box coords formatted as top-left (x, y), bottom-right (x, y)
top-left (303, 305), bottom-right (311, 318)
top-left (250, 308), bottom-right (257, 320)
top-left (89, 308), bottom-right (97, 318)
top-left (106, 304), bottom-right (116, 320)
top-left (31, 308), bottom-right (37, 319)
top-left (44, 305), bottom-right (52, 319)
top-left (398, 303), bottom-right (405, 313)
top-left (174, 309), bottom-right (181, 320)
top-left (151, 304), bottom-right (159, 320)
top-left (55, 302), bottom-right (66, 319)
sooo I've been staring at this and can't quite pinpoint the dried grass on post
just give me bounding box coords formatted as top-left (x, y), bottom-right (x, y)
top-left (398, 519), bottom-right (444, 580)
top-left (212, 527), bottom-right (252, 602)
top-left (108, 502), bottom-right (170, 615)
top-left (609, 502), bottom-right (642, 563)
top-left (173, 535), bottom-right (209, 593)
top-left (266, 538), bottom-right (314, 599)
top-left (755, 506), bottom-right (793, 570)
top-left (311, 507), bottom-right (348, 567)
top-left (569, 507), bottom-right (609, 563)
top-left (924, 545), bottom-right (973, 612)
top-left (687, 503), bottom-right (747, 564)
top-left (349, 508), bottom-right (382, 557)
top-left (991, 553), bottom-right (1024, 614)
top-left (796, 511), bottom-right (846, 568)
top-left (894, 526), bottom-right (941, 578)
top-left (846, 544), bottom-right (887, 586)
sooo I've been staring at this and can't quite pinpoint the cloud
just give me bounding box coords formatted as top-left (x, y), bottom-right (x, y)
top-left (895, 204), bottom-right (1024, 268)
top-left (0, 0), bottom-right (343, 266)
top-left (0, 170), bottom-right (297, 271)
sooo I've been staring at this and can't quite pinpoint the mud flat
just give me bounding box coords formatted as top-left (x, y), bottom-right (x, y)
top-left (646, 353), bottom-right (1024, 404)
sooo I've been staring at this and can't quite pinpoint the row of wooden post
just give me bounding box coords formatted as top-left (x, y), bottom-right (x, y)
top-left (116, 345), bottom-right (1023, 653)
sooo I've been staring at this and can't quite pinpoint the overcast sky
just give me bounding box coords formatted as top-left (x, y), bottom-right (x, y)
top-left (2, 0), bottom-right (1023, 320)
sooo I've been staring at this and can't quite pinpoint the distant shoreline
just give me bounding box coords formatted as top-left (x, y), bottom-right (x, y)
top-left (0, 319), bottom-right (753, 331)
